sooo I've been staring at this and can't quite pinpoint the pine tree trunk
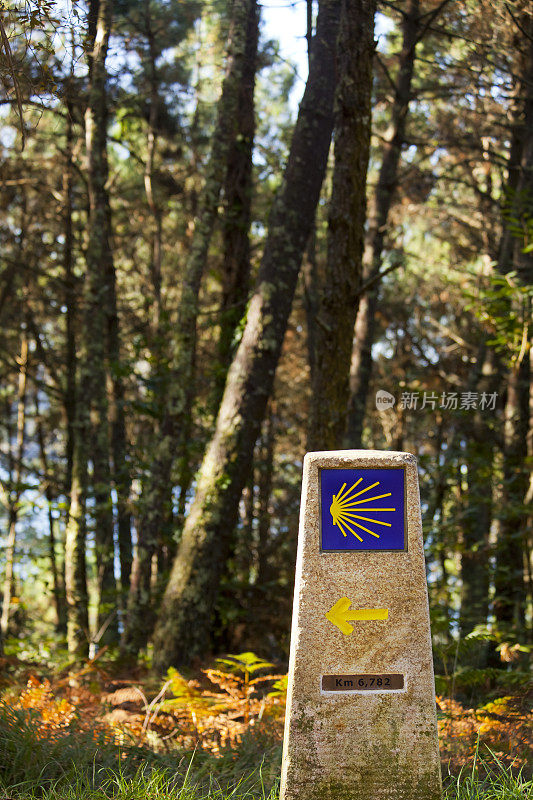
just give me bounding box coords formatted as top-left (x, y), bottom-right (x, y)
top-left (426, 426), bottom-right (455, 644)
top-left (152, 0), bottom-right (341, 671)
top-left (63, 85), bottom-right (89, 657)
top-left (493, 19), bottom-right (533, 635)
top-left (125, 0), bottom-right (173, 631)
top-left (65, 440), bottom-right (89, 656)
top-left (106, 261), bottom-right (132, 601)
top-left (63, 93), bottom-right (76, 504)
top-left (455, 345), bottom-right (497, 658)
top-left (344, 0), bottom-right (420, 447)
top-left (256, 408), bottom-right (274, 588)
top-left (302, 29), bottom-right (319, 390)
top-left (307, 0), bottom-right (376, 449)
top-left (345, 289), bottom-right (378, 447)
top-left (84, 0), bottom-right (117, 643)
top-left (123, 0), bottom-right (255, 653)
top-left (36, 394), bottom-right (68, 635)
top-left (0, 332), bottom-right (28, 640)
top-left (303, 227), bottom-right (319, 388)
top-left (460, 436), bottom-right (492, 631)
top-left (62, 89), bottom-right (77, 641)
top-left (214, 0), bottom-right (259, 407)
top-left (494, 354), bottom-right (530, 629)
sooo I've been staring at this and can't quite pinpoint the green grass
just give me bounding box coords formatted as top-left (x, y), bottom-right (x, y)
top-left (443, 742), bottom-right (532, 799)
top-left (0, 703), bottom-right (530, 799)
top-left (444, 763), bottom-right (531, 799)
top-left (0, 702), bottom-right (281, 799)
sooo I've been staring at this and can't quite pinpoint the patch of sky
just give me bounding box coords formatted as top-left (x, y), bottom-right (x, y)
top-left (0, 126), bottom-right (17, 150)
top-left (252, 221), bottom-right (266, 238)
top-left (430, 147), bottom-right (447, 167)
top-left (108, 40), bottom-right (141, 94)
top-left (372, 339), bottom-right (394, 360)
top-left (375, 11), bottom-right (395, 40)
top-left (110, 140), bottom-right (132, 162)
top-left (260, 0), bottom-right (309, 106)
top-left (422, 341), bottom-right (440, 364)
top-left (260, 3), bottom-right (395, 111)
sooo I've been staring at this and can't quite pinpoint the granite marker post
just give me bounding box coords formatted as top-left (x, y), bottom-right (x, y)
top-left (280, 450), bottom-right (442, 800)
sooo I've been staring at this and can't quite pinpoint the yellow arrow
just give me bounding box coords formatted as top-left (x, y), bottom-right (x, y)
top-left (325, 597), bottom-right (388, 635)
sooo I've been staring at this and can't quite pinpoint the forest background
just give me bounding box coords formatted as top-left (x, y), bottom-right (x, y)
top-left (0, 0), bottom-right (531, 796)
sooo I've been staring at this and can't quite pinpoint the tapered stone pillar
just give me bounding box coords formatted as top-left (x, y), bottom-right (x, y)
top-left (281, 450), bottom-right (442, 800)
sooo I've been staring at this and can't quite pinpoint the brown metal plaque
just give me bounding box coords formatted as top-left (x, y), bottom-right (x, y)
top-left (321, 674), bottom-right (404, 691)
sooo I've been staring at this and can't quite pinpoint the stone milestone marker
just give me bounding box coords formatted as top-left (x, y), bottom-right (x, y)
top-left (280, 450), bottom-right (442, 800)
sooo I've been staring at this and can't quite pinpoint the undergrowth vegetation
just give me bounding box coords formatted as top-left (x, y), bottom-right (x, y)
top-left (0, 651), bottom-right (531, 799)
top-left (0, 701), bottom-right (282, 799)
top-left (0, 702), bottom-right (531, 800)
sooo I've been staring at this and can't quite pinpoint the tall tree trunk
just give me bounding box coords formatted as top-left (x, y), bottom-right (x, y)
top-left (35, 392), bottom-right (68, 635)
top-left (457, 343), bottom-right (499, 654)
top-left (84, 0), bottom-right (117, 643)
top-left (0, 331), bottom-right (28, 640)
top-left (62, 84), bottom-right (90, 658)
top-left (214, 0), bottom-right (259, 407)
top-left (525, 356), bottom-right (533, 640)
top-left (87, 0), bottom-right (133, 616)
top-left (456, 354), bottom-right (495, 657)
top-left (152, 0), bottom-right (341, 671)
top-left (307, 0), bottom-right (375, 449)
top-left (143, 0), bottom-right (164, 353)
top-left (493, 16), bottom-right (533, 636)
top-left (65, 427), bottom-right (90, 656)
top-left (0, 199), bottom-right (26, 654)
top-left (460, 437), bottom-right (492, 627)
top-left (123, 0), bottom-right (254, 653)
top-left (140, 0), bottom-right (174, 592)
top-left (107, 276), bottom-right (132, 602)
top-left (426, 425), bottom-right (456, 645)
top-left (256, 406), bottom-right (275, 588)
top-left (345, 289), bottom-right (377, 447)
top-left (62, 91), bottom-right (76, 629)
top-left (170, 0), bottom-right (260, 576)
top-left (303, 228), bottom-right (319, 388)
top-left (105, 21), bottom-right (135, 601)
top-left (63, 93), bottom-right (77, 505)
top-left (344, 0), bottom-right (420, 447)
top-left (302, 15), bottom-right (319, 390)
top-left (494, 352), bottom-right (530, 630)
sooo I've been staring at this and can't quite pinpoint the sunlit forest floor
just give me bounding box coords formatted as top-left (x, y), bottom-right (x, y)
top-left (0, 653), bottom-right (531, 799)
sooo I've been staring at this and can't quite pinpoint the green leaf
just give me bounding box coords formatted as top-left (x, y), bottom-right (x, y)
top-left (215, 651), bottom-right (275, 675)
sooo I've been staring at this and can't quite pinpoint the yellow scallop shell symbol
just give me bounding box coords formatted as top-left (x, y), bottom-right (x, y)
top-left (329, 478), bottom-right (396, 542)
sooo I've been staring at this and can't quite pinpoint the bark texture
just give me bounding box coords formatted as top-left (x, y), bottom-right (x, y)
top-left (84, 0), bottom-right (118, 641)
top-left (307, 0), bottom-right (375, 449)
top-left (215, 0), bottom-right (259, 407)
top-left (65, 0), bottom-right (117, 654)
top-left (152, 0), bottom-right (341, 671)
top-left (65, 444), bottom-right (89, 656)
top-left (344, 0), bottom-right (420, 447)
top-left (493, 15), bottom-right (533, 634)
top-left (63, 86), bottom-right (89, 657)
top-left (459, 346), bottom-right (496, 647)
top-left (124, 0), bottom-right (256, 653)
top-left (63, 92), bottom-right (76, 505)
top-left (36, 392), bottom-right (68, 635)
top-left (0, 332), bottom-right (28, 640)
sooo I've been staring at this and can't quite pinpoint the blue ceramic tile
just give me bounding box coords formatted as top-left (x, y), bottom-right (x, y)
top-left (320, 468), bottom-right (405, 551)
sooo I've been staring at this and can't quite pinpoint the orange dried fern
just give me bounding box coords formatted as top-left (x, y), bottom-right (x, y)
top-left (16, 676), bottom-right (76, 734)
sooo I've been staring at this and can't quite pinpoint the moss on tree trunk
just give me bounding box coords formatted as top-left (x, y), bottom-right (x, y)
top-left (308, 0), bottom-right (376, 450)
top-left (152, 0), bottom-right (341, 671)
top-left (123, 0), bottom-right (255, 654)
